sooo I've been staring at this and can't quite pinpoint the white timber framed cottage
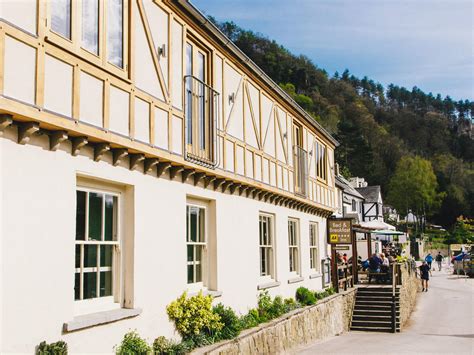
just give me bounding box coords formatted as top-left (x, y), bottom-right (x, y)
top-left (0, 0), bottom-right (339, 352)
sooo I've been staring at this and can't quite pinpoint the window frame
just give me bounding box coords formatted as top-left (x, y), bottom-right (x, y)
top-left (186, 202), bottom-right (208, 288)
top-left (309, 222), bottom-right (320, 273)
top-left (288, 218), bottom-right (301, 275)
top-left (46, 0), bottom-right (129, 79)
top-left (259, 213), bottom-right (276, 281)
top-left (74, 184), bottom-right (123, 316)
top-left (315, 140), bottom-right (328, 183)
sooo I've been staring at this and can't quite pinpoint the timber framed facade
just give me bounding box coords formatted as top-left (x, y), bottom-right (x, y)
top-left (0, 0), bottom-right (338, 352)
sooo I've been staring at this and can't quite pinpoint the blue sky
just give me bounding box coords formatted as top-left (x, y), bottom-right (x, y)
top-left (192, 0), bottom-right (473, 101)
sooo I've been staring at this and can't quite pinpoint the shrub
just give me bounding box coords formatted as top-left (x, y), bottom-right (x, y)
top-left (268, 296), bottom-right (286, 318)
top-left (326, 287), bottom-right (336, 296)
top-left (295, 287), bottom-right (316, 305)
top-left (166, 291), bottom-right (223, 339)
top-left (115, 331), bottom-right (150, 355)
top-left (239, 308), bottom-right (260, 329)
top-left (36, 340), bottom-right (68, 355)
top-left (152, 336), bottom-right (190, 355)
top-left (212, 303), bottom-right (241, 340)
top-left (283, 297), bottom-right (301, 312)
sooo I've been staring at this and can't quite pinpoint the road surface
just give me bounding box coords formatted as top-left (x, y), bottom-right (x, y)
top-left (295, 261), bottom-right (474, 355)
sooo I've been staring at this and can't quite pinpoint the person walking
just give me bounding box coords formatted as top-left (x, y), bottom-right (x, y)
top-left (419, 261), bottom-right (431, 291)
top-left (425, 253), bottom-right (434, 270)
top-left (435, 252), bottom-right (443, 271)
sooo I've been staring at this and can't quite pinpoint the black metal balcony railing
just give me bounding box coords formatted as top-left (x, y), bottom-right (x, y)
top-left (184, 75), bottom-right (219, 168)
top-left (293, 145), bottom-right (308, 197)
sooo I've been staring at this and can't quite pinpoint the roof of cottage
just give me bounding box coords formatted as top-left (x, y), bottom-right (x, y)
top-left (336, 175), bottom-right (365, 199)
top-left (356, 186), bottom-right (382, 203)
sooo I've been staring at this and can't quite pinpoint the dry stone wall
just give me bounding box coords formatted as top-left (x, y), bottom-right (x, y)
top-left (194, 289), bottom-right (356, 355)
top-left (399, 262), bottom-right (419, 328)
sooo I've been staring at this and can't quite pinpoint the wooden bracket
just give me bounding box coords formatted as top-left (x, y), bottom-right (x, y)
top-left (144, 158), bottom-right (159, 174)
top-left (94, 143), bottom-right (110, 162)
top-left (18, 122), bottom-right (39, 145)
top-left (252, 189), bottom-right (260, 199)
top-left (0, 114), bottom-right (13, 135)
top-left (112, 148), bottom-right (128, 166)
top-left (156, 162), bottom-right (171, 178)
top-left (221, 180), bottom-right (233, 193)
top-left (213, 178), bottom-right (225, 191)
top-left (246, 187), bottom-right (256, 198)
top-left (193, 172), bottom-right (206, 186)
top-left (49, 130), bottom-right (68, 151)
top-left (129, 154), bottom-right (145, 170)
top-left (169, 165), bottom-right (184, 180)
top-left (239, 185), bottom-right (249, 196)
top-left (229, 183), bottom-right (241, 194)
top-left (204, 176), bottom-right (216, 189)
top-left (72, 137), bottom-right (88, 156)
top-left (182, 169), bottom-right (195, 183)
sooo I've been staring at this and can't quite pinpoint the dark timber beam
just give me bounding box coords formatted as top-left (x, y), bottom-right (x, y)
top-left (112, 148), bottom-right (128, 166)
top-left (18, 122), bottom-right (39, 145)
top-left (213, 178), bottom-right (225, 191)
top-left (204, 176), bottom-right (216, 189)
top-left (156, 162), bottom-right (171, 178)
top-left (229, 183), bottom-right (241, 194)
top-left (239, 185), bottom-right (249, 196)
top-left (221, 180), bottom-right (233, 193)
top-left (49, 130), bottom-right (68, 151)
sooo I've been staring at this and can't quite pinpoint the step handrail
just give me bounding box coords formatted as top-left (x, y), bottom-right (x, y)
top-left (391, 264), bottom-right (397, 333)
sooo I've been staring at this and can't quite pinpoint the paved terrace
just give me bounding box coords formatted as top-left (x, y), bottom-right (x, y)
top-left (295, 261), bottom-right (474, 355)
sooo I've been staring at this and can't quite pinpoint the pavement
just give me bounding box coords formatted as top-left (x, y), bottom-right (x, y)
top-left (294, 261), bottom-right (474, 355)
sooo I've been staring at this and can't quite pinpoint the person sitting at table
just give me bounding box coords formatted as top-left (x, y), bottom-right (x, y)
top-left (380, 253), bottom-right (390, 283)
top-left (368, 253), bottom-right (382, 283)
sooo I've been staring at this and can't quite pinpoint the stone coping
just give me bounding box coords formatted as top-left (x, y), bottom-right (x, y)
top-left (63, 308), bottom-right (142, 332)
top-left (193, 288), bottom-right (356, 354)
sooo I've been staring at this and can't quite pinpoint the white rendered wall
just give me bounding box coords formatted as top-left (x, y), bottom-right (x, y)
top-left (0, 128), bottom-right (328, 353)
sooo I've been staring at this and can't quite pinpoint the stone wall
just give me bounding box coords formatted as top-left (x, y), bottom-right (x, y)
top-left (398, 262), bottom-right (419, 328)
top-left (194, 289), bottom-right (356, 355)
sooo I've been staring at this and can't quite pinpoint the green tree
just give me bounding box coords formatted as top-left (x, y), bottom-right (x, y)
top-left (387, 156), bottom-right (444, 232)
top-left (446, 219), bottom-right (473, 244)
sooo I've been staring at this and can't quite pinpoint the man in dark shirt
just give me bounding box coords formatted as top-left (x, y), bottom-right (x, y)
top-left (435, 252), bottom-right (443, 271)
top-left (419, 261), bottom-right (431, 291)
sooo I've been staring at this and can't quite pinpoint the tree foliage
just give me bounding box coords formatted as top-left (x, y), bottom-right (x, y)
top-left (210, 18), bottom-right (473, 227)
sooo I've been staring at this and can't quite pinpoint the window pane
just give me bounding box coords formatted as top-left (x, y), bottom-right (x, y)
top-left (88, 193), bottom-right (103, 240)
top-left (76, 191), bottom-right (86, 240)
top-left (185, 44), bottom-right (193, 145)
top-left (100, 245), bottom-right (113, 267)
top-left (198, 208), bottom-right (205, 242)
top-left (195, 264), bottom-right (202, 282)
top-left (51, 0), bottom-right (71, 39)
top-left (75, 244), bottom-right (81, 268)
top-left (187, 245), bottom-right (193, 262)
top-left (74, 273), bottom-right (80, 300)
top-left (100, 271), bottom-right (113, 297)
top-left (107, 0), bottom-right (124, 68)
top-left (195, 245), bottom-right (202, 263)
top-left (84, 245), bottom-right (97, 268)
top-left (83, 272), bottom-right (97, 299)
top-left (197, 52), bottom-right (205, 150)
top-left (104, 195), bottom-right (117, 241)
top-left (187, 265), bottom-right (194, 284)
top-left (82, 0), bottom-right (99, 54)
top-left (189, 207), bottom-right (197, 242)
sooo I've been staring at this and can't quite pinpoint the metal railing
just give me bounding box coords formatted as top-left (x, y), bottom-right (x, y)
top-left (184, 75), bottom-right (219, 168)
top-left (293, 145), bottom-right (308, 197)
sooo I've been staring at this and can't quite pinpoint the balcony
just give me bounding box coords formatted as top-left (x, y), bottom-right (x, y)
top-left (293, 145), bottom-right (308, 197)
top-left (184, 75), bottom-right (219, 168)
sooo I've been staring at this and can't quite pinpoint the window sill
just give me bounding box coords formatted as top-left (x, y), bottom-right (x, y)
top-left (257, 281), bottom-right (281, 290)
top-left (188, 290), bottom-right (223, 298)
top-left (288, 276), bottom-right (304, 284)
top-left (63, 308), bottom-right (142, 332)
top-left (309, 273), bottom-right (322, 279)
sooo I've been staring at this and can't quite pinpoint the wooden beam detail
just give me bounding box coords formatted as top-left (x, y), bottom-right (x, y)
top-left (94, 143), bottom-right (110, 162)
top-left (230, 183), bottom-right (241, 194)
top-left (18, 122), bottom-right (39, 145)
top-left (112, 148), bottom-right (128, 166)
top-left (193, 172), bottom-right (206, 186)
top-left (129, 154), bottom-right (145, 170)
top-left (182, 169), bottom-right (195, 183)
top-left (71, 137), bottom-right (88, 156)
top-left (246, 187), bottom-right (256, 198)
top-left (0, 114), bottom-right (13, 135)
top-left (204, 176), bottom-right (216, 189)
top-left (239, 185), bottom-right (249, 196)
top-left (144, 158), bottom-right (159, 174)
top-left (169, 165), bottom-right (184, 180)
top-left (49, 131), bottom-right (68, 151)
top-left (156, 161), bottom-right (171, 178)
top-left (213, 178), bottom-right (225, 191)
top-left (221, 180), bottom-right (233, 193)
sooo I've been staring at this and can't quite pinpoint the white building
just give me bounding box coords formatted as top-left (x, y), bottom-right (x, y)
top-left (0, 0), bottom-right (338, 352)
top-left (348, 178), bottom-right (384, 222)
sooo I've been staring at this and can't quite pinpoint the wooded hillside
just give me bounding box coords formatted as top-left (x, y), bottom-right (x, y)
top-left (212, 19), bottom-right (473, 228)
